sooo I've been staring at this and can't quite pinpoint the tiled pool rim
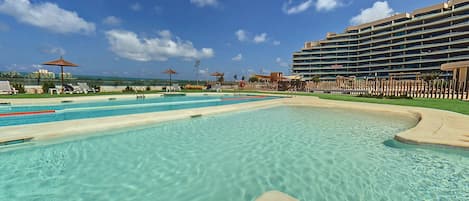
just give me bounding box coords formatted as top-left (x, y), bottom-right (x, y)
top-left (1, 93), bottom-right (468, 149)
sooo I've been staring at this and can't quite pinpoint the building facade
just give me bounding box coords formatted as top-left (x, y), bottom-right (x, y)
top-left (29, 69), bottom-right (56, 79)
top-left (292, 0), bottom-right (469, 80)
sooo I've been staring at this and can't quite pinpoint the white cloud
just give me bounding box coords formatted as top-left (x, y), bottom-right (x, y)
top-left (198, 68), bottom-right (209, 76)
top-left (315, 0), bottom-right (342, 11)
top-left (0, 0), bottom-right (95, 34)
top-left (32, 64), bottom-right (42, 69)
top-left (190, 0), bottom-right (218, 7)
top-left (42, 47), bottom-right (66, 56)
top-left (350, 1), bottom-right (394, 25)
top-left (236, 29), bottom-right (269, 44)
top-left (282, 0), bottom-right (313, 14)
top-left (232, 53), bottom-right (242, 61)
top-left (276, 57), bottom-right (289, 67)
top-left (130, 2), bottom-right (142, 11)
top-left (273, 40), bottom-right (281, 46)
top-left (103, 16), bottom-right (122, 26)
top-left (235, 29), bottom-right (248, 41)
top-left (253, 33), bottom-right (267, 43)
top-left (105, 29), bottom-right (215, 62)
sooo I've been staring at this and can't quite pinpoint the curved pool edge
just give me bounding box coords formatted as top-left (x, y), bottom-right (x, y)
top-left (0, 94), bottom-right (468, 149)
top-left (282, 96), bottom-right (469, 149)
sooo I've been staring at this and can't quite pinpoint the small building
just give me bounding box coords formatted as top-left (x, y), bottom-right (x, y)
top-left (29, 69), bottom-right (56, 79)
top-left (441, 61), bottom-right (469, 84)
top-left (254, 72), bottom-right (285, 82)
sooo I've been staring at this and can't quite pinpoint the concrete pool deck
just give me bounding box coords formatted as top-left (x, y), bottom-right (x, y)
top-left (1, 93), bottom-right (469, 149)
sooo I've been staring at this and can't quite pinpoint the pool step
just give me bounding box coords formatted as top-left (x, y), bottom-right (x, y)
top-left (0, 137), bottom-right (34, 146)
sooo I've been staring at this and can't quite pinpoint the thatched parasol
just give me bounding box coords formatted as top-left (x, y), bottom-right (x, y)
top-left (163, 68), bottom-right (177, 91)
top-left (211, 72), bottom-right (224, 84)
top-left (210, 72), bottom-right (224, 77)
top-left (43, 56), bottom-right (78, 92)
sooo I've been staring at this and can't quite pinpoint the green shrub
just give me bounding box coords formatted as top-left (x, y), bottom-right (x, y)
top-left (123, 85), bottom-right (134, 92)
top-left (146, 86), bottom-right (151, 91)
top-left (312, 75), bottom-right (321, 83)
top-left (248, 76), bottom-right (259, 82)
top-left (11, 83), bottom-right (25, 93)
top-left (42, 81), bottom-right (56, 93)
top-left (422, 73), bottom-right (439, 81)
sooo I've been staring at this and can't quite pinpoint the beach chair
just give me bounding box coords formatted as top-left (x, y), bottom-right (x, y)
top-left (172, 84), bottom-right (181, 91)
top-left (63, 84), bottom-right (82, 94)
top-left (77, 82), bottom-right (96, 94)
top-left (0, 81), bottom-right (18, 95)
top-left (166, 84), bottom-right (181, 92)
top-left (213, 83), bottom-right (222, 92)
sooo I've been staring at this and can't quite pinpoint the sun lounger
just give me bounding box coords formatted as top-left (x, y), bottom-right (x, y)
top-left (213, 83), bottom-right (222, 92)
top-left (63, 84), bottom-right (82, 94)
top-left (77, 82), bottom-right (96, 94)
top-left (166, 84), bottom-right (181, 92)
top-left (172, 84), bottom-right (181, 91)
top-left (0, 81), bottom-right (18, 95)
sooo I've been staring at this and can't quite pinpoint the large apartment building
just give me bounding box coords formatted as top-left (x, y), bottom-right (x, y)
top-left (292, 0), bottom-right (469, 80)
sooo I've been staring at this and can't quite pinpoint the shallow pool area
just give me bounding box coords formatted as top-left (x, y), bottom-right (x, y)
top-left (0, 95), bottom-right (277, 126)
top-left (0, 106), bottom-right (467, 201)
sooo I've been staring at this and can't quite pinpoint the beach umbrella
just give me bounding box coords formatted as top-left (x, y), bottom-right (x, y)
top-left (43, 56), bottom-right (78, 92)
top-left (163, 68), bottom-right (177, 91)
top-left (210, 72), bottom-right (224, 83)
top-left (210, 72), bottom-right (224, 77)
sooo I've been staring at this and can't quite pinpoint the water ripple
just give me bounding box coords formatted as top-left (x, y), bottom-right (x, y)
top-left (0, 106), bottom-right (467, 201)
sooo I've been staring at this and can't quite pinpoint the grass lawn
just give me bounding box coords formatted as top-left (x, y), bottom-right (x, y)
top-left (312, 93), bottom-right (469, 115)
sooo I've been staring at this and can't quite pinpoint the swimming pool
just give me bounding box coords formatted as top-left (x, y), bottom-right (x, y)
top-left (0, 106), bottom-right (467, 200)
top-left (0, 95), bottom-right (277, 126)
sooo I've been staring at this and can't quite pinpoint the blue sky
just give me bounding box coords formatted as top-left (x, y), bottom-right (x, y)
top-left (0, 0), bottom-right (444, 80)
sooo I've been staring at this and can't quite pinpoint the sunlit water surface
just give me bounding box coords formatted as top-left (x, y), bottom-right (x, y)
top-left (1, 106), bottom-right (468, 201)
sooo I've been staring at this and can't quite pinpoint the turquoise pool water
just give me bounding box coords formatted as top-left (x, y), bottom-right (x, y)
top-left (0, 106), bottom-right (468, 201)
top-left (0, 95), bottom-right (276, 126)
